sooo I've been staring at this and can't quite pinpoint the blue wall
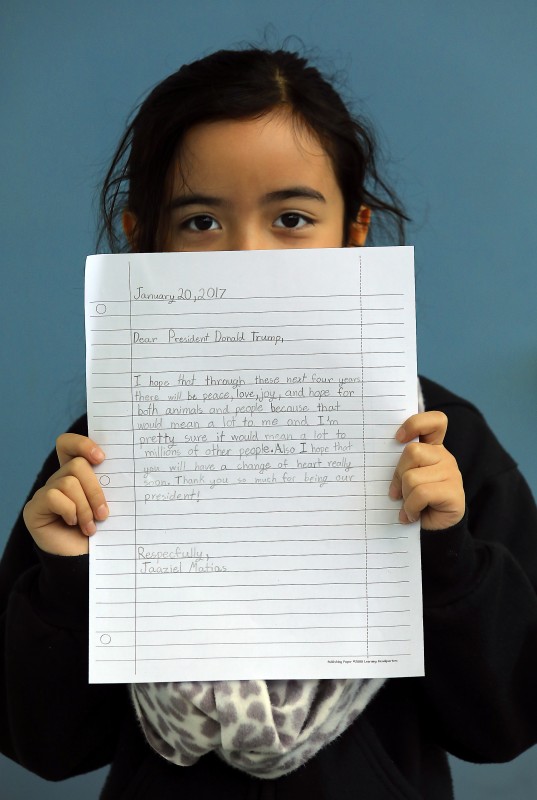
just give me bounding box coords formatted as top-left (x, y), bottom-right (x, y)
top-left (1, 1), bottom-right (536, 797)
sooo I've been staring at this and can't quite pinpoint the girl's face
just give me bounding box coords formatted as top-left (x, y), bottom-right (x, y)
top-left (159, 110), bottom-right (349, 252)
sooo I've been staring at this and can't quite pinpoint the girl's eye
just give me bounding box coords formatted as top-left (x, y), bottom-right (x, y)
top-left (274, 212), bottom-right (313, 230)
top-left (183, 215), bottom-right (221, 232)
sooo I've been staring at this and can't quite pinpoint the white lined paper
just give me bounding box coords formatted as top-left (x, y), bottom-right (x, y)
top-left (85, 247), bottom-right (423, 683)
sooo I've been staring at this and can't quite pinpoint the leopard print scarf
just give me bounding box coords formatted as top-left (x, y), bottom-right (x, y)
top-left (131, 677), bottom-right (385, 778)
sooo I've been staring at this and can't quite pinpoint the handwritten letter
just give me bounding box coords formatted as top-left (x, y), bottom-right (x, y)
top-left (85, 247), bottom-right (423, 682)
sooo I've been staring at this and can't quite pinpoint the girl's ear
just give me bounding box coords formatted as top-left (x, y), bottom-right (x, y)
top-left (347, 205), bottom-right (371, 247)
top-left (122, 210), bottom-right (138, 248)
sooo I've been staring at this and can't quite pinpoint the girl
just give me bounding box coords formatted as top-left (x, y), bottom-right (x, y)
top-left (1, 47), bottom-right (536, 799)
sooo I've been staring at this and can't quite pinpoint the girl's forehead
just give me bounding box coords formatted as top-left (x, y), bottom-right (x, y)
top-left (172, 110), bottom-right (338, 192)
top-left (183, 108), bottom-right (322, 145)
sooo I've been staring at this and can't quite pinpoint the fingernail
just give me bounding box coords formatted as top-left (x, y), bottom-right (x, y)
top-left (90, 447), bottom-right (105, 462)
top-left (84, 521), bottom-right (97, 535)
top-left (399, 508), bottom-right (411, 524)
top-left (395, 426), bottom-right (406, 442)
top-left (388, 481), bottom-right (400, 500)
top-left (95, 504), bottom-right (108, 520)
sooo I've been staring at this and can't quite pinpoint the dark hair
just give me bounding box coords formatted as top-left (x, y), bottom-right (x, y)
top-left (98, 48), bottom-right (408, 252)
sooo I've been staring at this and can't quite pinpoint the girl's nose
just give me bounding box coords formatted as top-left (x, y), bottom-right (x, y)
top-left (226, 225), bottom-right (270, 251)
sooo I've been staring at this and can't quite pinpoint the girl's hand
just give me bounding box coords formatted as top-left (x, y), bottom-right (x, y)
top-left (388, 411), bottom-right (465, 531)
top-left (23, 434), bottom-right (109, 556)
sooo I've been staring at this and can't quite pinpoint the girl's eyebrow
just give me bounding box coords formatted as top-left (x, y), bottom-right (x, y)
top-left (262, 187), bottom-right (326, 204)
top-left (169, 194), bottom-right (223, 210)
top-left (168, 187), bottom-right (326, 211)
